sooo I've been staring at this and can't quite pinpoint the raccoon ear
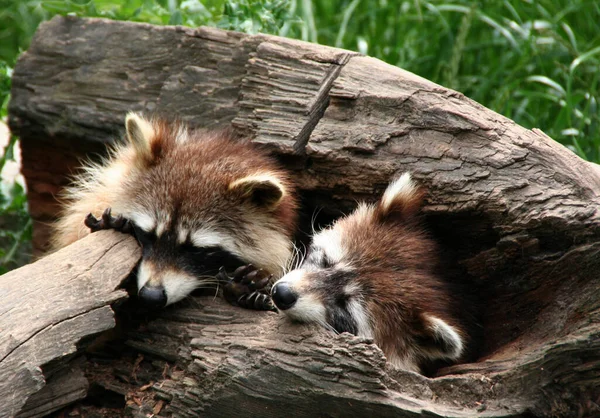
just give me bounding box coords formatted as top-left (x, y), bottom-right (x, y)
top-left (376, 172), bottom-right (424, 223)
top-left (229, 173), bottom-right (286, 209)
top-left (419, 315), bottom-right (465, 361)
top-left (125, 112), bottom-right (155, 161)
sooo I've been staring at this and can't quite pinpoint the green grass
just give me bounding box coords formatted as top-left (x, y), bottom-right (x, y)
top-left (0, 0), bottom-right (599, 272)
top-left (1, 61), bottom-right (32, 274)
top-left (297, 0), bottom-right (600, 162)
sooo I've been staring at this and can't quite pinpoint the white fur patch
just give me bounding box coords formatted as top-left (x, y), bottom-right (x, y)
top-left (153, 213), bottom-right (170, 237)
top-left (380, 172), bottom-right (417, 213)
top-left (347, 297), bottom-right (373, 339)
top-left (276, 269), bottom-right (305, 287)
top-left (177, 227), bottom-right (189, 244)
top-left (229, 173), bottom-right (286, 195)
top-left (350, 203), bottom-right (374, 225)
top-left (427, 316), bottom-right (464, 360)
top-left (236, 223), bottom-right (292, 276)
top-left (343, 283), bottom-right (373, 338)
top-left (162, 270), bottom-right (201, 305)
top-left (101, 162), bottom-right (129, 190)
top-left (343, 283), bottom-right (361, 296)
top-left (190, 227), bottom-right (241, 255)
top-left (311, 227), bottom-right (345, 264)
top-left (275, 270), bottom-right (328, 328)
top-left (137, 261), bottom-right (152, 289)
top-left (156, 221), bottom-right (168, 237)
top-left (284, 293), bottom-right (327, 324)
top-left (129, 211), bottom-right (156, 232)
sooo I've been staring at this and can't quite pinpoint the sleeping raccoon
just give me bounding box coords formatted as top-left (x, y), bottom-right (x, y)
top-left (52, 113), bottom-right (297, 308)
top-left (271, 173), bottom-right (466, 373)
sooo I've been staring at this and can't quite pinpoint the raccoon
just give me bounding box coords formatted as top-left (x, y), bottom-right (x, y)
top-left (271, 173), bottom-right (465, 373)
top-left (52, 113), bottom-right (297, 308)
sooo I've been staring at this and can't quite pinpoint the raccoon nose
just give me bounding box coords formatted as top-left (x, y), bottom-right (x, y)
top-left (271, 282), bottom-right (298, 310)
top-left (138, 285), bottom-right (167, 308)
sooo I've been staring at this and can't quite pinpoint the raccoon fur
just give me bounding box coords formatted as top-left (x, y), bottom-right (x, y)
top-left (271, 173), bottom-right (466, 373)
top-left (52, 113), bottom-right (297, 307)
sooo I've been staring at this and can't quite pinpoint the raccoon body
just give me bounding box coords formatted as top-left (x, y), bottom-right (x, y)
top-left (53, 113), bottom-right (297, 307)
top-left (271, 173), bottom-right (465, 373)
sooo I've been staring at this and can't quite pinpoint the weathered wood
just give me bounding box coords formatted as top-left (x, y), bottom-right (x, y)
top-left (17, 360), bottom-right (88, 418)
top-left (0, 231), bottom-right (139, 417)
top-left (7, 15), bottom-right (600, 417)
top-left (122, 297), bottom-right (526, 417)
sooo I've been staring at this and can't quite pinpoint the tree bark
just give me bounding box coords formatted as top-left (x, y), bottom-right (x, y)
top-left (0, 231), bottom-right (138, 417)
top-left (6, 15), bottom-right (600, 417)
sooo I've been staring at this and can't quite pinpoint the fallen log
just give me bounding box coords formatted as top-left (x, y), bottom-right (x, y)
top-left (0, 231), bottom-right (139, 417)
top-left (5, 15), bottom-right (600, 417)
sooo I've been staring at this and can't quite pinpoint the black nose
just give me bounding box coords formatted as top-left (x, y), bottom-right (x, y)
top-left (271, 282), bottom-right (298, 310)
top-left (138, 285), bottom-right (167, 308)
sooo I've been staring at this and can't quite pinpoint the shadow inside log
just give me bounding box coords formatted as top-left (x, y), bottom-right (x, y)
top-left (49, 198), bottom-right (599, 417)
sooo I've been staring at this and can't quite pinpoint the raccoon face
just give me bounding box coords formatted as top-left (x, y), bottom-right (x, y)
top-left (270, 227), bottom-right (369, 336)
top-left (129, 221), bottom-right (247, 307)
top-left (272, 173), bottom-right (465, 372)
top-left (115, 113), bottom-right (297, 307)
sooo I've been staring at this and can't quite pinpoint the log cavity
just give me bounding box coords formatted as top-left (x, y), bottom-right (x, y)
top-left (304, 193), bottom-right (598, 378)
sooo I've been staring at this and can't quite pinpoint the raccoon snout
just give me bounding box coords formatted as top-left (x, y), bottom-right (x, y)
top-left (271, 282), bottom-right (298, 310)
top-left (138, 284), bottom-right (167, 308)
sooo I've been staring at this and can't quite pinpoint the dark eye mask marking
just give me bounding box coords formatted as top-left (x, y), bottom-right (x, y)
top-left (133, 226), bottom-right (247, 278)
top-left (328, 306), bottom-right (358, 335)
top-left (131, 223), bottom-right (156, 250)
top-left (178, 243), bottom-right (247, 276)
top-left (305, 269), bottom-right (360, 335)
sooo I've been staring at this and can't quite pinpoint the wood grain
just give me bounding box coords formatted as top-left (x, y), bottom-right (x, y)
top-left (7, 15), bottom-right (600, 417)
top-left (0, 231), bottom-right (139, 417)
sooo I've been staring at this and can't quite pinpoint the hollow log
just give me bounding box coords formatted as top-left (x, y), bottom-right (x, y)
top-left (6, 15), bottom-right (600, 417)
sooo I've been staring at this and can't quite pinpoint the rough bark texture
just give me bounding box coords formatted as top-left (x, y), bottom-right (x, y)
top-left (0, 231), bottom-right (139, 418)
top-left (6, 15), bottom-right (600, 417)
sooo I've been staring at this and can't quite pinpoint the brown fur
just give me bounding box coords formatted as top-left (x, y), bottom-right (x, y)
top-left (114, 120), bottom-right (297, 240)
top-left (51, 115), bottom-right (297, 277)
top-left (273, 174), bottom-right (466, 373)
top-left (342, 205), bottom-right (465, 369)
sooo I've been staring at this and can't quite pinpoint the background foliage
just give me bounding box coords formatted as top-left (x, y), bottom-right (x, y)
top-left (0, 0), bottom-right (599, 272)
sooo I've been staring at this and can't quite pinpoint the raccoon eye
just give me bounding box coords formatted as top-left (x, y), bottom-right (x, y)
top-left (306, 249), bottom-right (335, 268)
top-left (335, 293), bottom-right (348, 307)
top-left (180, 242), bottom-right (205, 255)
top-left (320, 255), bottom-right (335, 268)
top-left (180, 242), bottom-right (225, 260)
top-left (131, 224), bottom-right (155, 248)
top-left (329, 305), bottom-right (357, 335)
top-left (177, 244), bottom-right (247, 275)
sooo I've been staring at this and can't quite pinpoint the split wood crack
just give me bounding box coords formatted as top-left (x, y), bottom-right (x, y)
top-left (292, 52), bottom-right (354, 155)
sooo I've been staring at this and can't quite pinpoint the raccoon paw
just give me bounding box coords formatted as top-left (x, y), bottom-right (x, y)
top-left (219, 264), bottom-right (276, 311)
top-left (85, 208), bottom-right (133, 234)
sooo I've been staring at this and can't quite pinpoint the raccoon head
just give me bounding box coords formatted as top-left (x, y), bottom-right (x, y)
top-left (115, 113), bottom-right (297, 307)
top-left (271, 173), bottom-right (464, 373)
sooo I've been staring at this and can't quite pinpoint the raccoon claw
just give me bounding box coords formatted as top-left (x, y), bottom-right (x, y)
top-left (220, 264), bottom-right (276, 311)
top-left (84, 213), bottom-right (103, 232)
top-left (85, 208), bottom-right (132, 234)
top-left (238, 291), bottom-right (275, 311)
top-left (231, 264), bottom-right (255, 283)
